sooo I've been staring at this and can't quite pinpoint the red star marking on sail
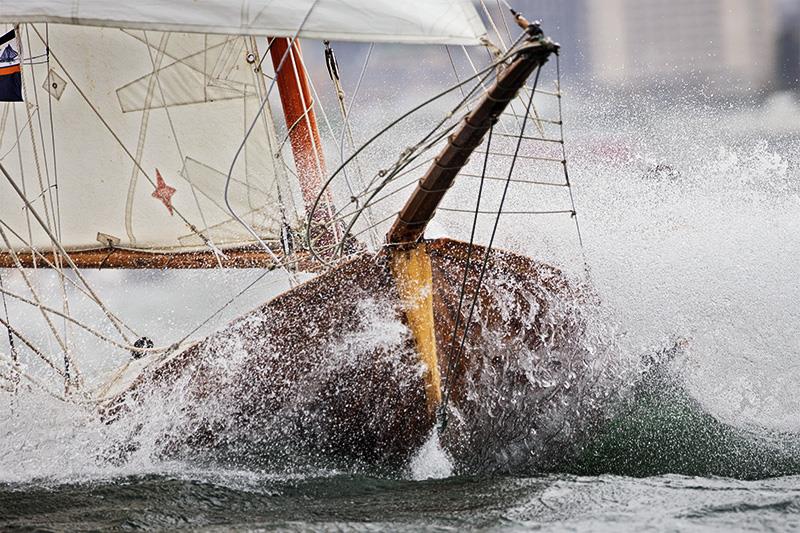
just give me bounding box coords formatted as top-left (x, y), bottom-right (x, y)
top-left (152, 169), bottom-right (176, 216)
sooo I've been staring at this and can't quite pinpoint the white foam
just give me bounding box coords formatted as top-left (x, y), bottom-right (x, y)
top-left (408, 430), bottom-right (453, 480)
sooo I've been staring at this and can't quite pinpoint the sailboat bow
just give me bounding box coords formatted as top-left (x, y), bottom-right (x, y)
top-left (0, 2), bottom-right (610, 471)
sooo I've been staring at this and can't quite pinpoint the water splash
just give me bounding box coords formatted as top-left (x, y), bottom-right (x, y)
top-left (1, 97), bottom-right (799, 484)
top-left (408, 431), bottom-right (453, 480)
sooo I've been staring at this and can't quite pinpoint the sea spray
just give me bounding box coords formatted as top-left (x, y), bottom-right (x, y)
top-left (409, 430), bottom-right (454, 480)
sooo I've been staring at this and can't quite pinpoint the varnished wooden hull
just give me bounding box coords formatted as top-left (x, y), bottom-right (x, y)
top-left (108, 238), bottom-right (592, 471)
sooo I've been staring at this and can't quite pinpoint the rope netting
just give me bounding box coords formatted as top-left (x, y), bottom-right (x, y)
top-left (306, 26), bottom-right (582, 267)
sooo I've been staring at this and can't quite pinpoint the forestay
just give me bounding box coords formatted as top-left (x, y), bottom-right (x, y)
top-left (0, 24), bottom-right (298, 253)
top-left (0, 1), bottom-right (487, 46)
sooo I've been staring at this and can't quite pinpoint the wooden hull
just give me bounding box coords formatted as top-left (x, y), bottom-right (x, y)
top-left (107, 238), bottom-right (592, 471)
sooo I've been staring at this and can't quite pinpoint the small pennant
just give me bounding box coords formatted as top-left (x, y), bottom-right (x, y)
top-left (152, 169), bottom-right (176, 215)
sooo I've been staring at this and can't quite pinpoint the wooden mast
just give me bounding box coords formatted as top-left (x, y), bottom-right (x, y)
top-left (268, 38), bottom-right (331, 214)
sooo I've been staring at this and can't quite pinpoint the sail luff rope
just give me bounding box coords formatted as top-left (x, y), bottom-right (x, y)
top-left (438, 64), bottom-right (543, 433)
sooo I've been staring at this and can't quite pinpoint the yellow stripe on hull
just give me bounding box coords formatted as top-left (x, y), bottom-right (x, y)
top-left (389, 244), bottom-right (442, 414)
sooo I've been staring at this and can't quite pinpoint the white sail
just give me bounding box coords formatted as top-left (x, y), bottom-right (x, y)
top-left (0, 0), bottom-right (487, 46)
top-left (0, 24), bottom-right (299, 253)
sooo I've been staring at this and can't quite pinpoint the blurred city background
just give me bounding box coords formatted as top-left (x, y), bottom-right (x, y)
top-left (520, 0), bottom-right (799, 95)
top-left (310, 0), bottom-right (799, 102)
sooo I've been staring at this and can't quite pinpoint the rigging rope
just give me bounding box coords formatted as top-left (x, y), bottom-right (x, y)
top-left (438, 64), bottom-right (543, 433)
top-left (323, 40), bottom-right (379, 248)
top-left (28, 26), bottom-right (225, 265)
top-left (25, 23), bottom-right (73, 392)
top-left (305, 52), bottom-right (512, 264)
top-left (222, 0), bottom-right (322, 286)
top-left (0, 225), bottom-right (79, 385)
top-left (437, 120), bottom-right (494, 430)
top-left (0, 162), bottom-right (135, 344)
top-left (0, 271), bottom-right (18, 395)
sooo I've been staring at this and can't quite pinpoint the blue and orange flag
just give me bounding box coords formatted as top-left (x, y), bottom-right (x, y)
top-left (0, 28), bottom-right (21, 102)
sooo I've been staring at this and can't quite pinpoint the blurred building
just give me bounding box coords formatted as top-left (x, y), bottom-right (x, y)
top-left (585, 0), bottom-right (780, 92)
top-left (775, 0), bottom-right (800, 91)
top-left (517, 0), bottom-right (589, 77)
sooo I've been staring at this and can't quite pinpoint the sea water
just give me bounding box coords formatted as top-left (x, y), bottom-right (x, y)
top-left (1, 93), bottom-right (800, 530)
